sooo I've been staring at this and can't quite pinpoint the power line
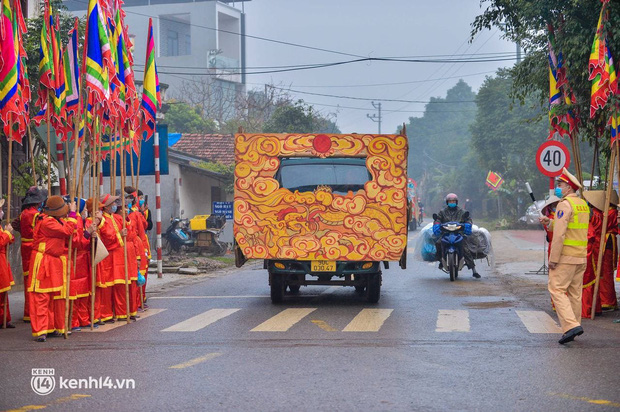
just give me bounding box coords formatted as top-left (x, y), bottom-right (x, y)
top-left (137, 56), bottom-right (516, 77)
top-left (70, 0), bottom-right (367, 59)
top-left (254, 70), bottom-right (497, 89)
top-left (269, 86), bottom-right (478, 104)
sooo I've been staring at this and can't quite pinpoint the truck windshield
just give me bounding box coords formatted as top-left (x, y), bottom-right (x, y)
top-left (276, 157), bottom-right (370, 195)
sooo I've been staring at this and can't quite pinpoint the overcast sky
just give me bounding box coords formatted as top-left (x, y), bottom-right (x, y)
top-left (240, 0), bottom-right (516, 134)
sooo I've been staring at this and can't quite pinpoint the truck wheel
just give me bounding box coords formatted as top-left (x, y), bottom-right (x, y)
top-left (354, 285), bottom-right (365, 294)
top-left (366, 272), bottom-right (381, 303)
top-left (409, 219), bottom-right (417, 231)
top-left (288, 284), bottom-right (300, 293)
top-left (270, 273), bottom-right (285, 303)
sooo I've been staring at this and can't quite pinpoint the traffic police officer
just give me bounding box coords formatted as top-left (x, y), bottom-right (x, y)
top-left (539, 168), bottom-right (589, 344)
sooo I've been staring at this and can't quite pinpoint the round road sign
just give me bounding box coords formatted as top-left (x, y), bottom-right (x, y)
top-left (536, 140), bottom-right (571, 177)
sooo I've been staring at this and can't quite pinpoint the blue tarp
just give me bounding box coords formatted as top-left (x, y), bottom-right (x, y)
top-left (168, 133), bottom-right (182, 147)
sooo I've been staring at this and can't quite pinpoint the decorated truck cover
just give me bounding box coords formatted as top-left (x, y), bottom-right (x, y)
top-left (233, 133), bottom-right (408, 264)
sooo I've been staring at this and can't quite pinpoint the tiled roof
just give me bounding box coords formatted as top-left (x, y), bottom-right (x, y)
top-left (172, 134), bottom-right (235, 165)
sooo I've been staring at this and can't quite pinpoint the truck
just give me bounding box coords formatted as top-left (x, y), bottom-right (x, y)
top-left (233, 132), bottom-right (409, 303)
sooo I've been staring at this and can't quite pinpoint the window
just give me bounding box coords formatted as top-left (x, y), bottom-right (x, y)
top-left (275, 158), bottom-right (370, 195)
top-left (184, 34), bottom-right (191, 55)
top-left (167, 30), bottom-right (179, 56)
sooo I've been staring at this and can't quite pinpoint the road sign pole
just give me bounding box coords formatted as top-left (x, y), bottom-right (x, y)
top-left (549, 177), bottom-right (554, 197)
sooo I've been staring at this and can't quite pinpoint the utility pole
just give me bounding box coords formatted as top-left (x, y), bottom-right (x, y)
top-left (367, 101), bottom-right (382, 133)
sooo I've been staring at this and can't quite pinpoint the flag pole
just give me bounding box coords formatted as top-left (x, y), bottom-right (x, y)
top-left (3, 116), bottom-right (14, 329)
top-left (129, 137), bottom-right (135, 188)
top-left (46, 97), bottom-right (52, 193)
top-left (154, 130), bottom-right (162, 279)
top-left (590, 142), bottom-right (616, 319)
top-left (119, 122), bottom-right (130, 323)
top-left (27, 124), bottom-right (37, 184)
top-left (89, 132), bottom-right (96, 330)
top-left (135, 138), bottom-right (142, 193)
top-left (110, 133), bottom-right (115, 193)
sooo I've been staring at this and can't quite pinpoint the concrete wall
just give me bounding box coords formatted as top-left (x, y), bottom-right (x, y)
top-left (101, 160), bottom-right (232, 255)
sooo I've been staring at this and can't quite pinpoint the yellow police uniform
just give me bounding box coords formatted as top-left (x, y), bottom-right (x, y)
top-left (548, 193), bottom-right (589, 332)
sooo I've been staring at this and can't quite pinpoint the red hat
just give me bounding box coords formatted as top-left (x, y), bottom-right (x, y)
top-left (557, 167), bottom-right (582, 190)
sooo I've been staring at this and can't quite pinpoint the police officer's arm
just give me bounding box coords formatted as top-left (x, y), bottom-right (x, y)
top-left (548, 200), bottom-right (571, 264)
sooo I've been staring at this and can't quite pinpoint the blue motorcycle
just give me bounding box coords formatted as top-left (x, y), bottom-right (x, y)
top-left (433, 212), bottom-right (470, 281)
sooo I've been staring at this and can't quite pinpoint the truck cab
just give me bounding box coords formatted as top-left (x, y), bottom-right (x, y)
top-left (233, 133), bottom-right (409, 303)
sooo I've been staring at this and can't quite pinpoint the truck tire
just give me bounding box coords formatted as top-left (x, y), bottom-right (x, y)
top-left (270, 273), bottom-right (285, 303)
top-left (409, 219), bottom-right (417, 231)
top-left (288, 284), bottom-right (301, 293)
top-left (366, 272), bottom-right (382, 303)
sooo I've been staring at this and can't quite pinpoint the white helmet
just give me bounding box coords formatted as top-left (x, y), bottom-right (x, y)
top-left (445, 193), bottom-right (458, 205)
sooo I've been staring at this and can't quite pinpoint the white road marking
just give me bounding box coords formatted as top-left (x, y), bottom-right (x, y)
top-left (343, 309), bottom-right (394, 332)
top-left (81, 309), bottom-right (167, 333)
top-left (251, 308), bottom-right (317, 332)
top-left (149, 296), bottom-right (271, 299)
top-left (516, 310), bottom-right (562, 333)
top-left (169, 353), bottom-right (222, 369)
top-left (162, 308), bottom-right (241, 332)
top-left (436, 309), bottom-right (470, 332)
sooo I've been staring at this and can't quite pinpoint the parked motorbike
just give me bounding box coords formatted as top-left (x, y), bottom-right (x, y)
top-left (163, 217), bottom-right (195, 253)
top-left (433, 212), bottom-right (469, 281)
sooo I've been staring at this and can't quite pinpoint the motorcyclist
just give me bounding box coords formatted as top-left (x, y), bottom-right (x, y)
top-left (433, 193), bottom-right (481, 279)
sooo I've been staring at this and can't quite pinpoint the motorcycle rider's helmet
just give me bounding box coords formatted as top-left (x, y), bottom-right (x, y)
top-left (445, 193), bottom-right (458, 205)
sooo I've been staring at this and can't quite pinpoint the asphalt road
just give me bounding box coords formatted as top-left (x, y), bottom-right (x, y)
top-left (1, 228), bottom-right (620, 412)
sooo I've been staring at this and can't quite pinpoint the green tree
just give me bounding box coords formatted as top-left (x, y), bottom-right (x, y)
top-left (399, 80), bottom-right (479, 214)
top-left (263, 100), bottom-right (340, 134)
top-left (471, 0), bottom-right (619, 147)
top-left (166, 101), bottom-right (218, 134)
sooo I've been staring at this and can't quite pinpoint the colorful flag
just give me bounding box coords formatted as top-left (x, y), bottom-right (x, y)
top-left (51, 15), bottom-right (66, 122)
top-left (85, 0), bottom-right (114, 102)
top-left (610, 112), bottom-right (619, 146)
top-left (589, 2), bottom-right (617, 118)
top-left (36, 0), bottom-right (54, 110)
top-left (139, 18), bottom-right (160, 141)
top-left (589, 4), bottom-right (606, 79)
top-left (63, 19), bottom-right (80, 117)
top-left (486, 171), bottom-right (504, 191)
top-left (0, 0), bottom-right (19, 121)
top-left (547, 34), bottom-right (575, 140)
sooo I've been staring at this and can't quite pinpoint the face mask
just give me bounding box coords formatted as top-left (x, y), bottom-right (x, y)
top-left (448, 203), bottom-right (457, 208)
top-left (110, 205), bottom-right (118, 213)
top-left (554, 187), bottom-right (563, 198)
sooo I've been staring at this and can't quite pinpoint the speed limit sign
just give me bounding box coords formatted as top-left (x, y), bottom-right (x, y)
top-left (536, 141), bottom-right (571, 177)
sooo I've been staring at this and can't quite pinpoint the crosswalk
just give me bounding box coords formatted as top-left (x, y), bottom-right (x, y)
top-left (82, 306), bottom-right (565, 335)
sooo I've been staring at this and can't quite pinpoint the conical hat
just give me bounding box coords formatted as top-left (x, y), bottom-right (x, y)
top-left (582, 190), bottom-right (619, 211)
top-left (94, 236), bottom-right (109, 265)
top-left (541, 195), bottom-right (561, 215)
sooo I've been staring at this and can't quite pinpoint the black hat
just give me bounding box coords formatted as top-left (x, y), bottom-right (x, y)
top-left (22, 186), bottom-right (46, 206)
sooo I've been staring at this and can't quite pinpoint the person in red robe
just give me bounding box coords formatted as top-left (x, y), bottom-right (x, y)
top-left (28, 196), bottom-right (77, 342)
top-left (97, 194), bottom-right (129, 322)
top-left (69, 206), bottom-right (98, 330)
top-left (11, 187), bottom-right (46, 322)
top-left (582, 190), bottom-right (618, 317)
top-left (0, 203), bottom-right (16, 329)
top-left (125, 186), bottom-right (149, 310)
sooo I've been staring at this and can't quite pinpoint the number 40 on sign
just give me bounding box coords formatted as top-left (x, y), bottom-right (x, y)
top-left (536, 140), bottom-right (571, 177)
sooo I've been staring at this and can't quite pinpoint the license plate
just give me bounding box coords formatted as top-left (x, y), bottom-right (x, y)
top-left (311, 260), bottom-right (336, 272)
